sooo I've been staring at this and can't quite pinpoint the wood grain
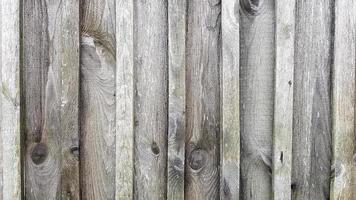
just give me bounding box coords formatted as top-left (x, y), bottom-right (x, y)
top-left (239, 0), bottom-right (275, 199)
top-left (330, 0), bottom-right (356, 199)
top-left (272, 0), bottom-right (295, 199)
top-left (1, 0), bottom-right (21, 199)
top-left (185, 0), bottom-right (221, 199)
top-left (80, 0), bottom-right (116, 199)
top-left (115, 0), bottom-right (134, 199)
top-left (221, 0), bottom-right (240, 199)
top-left (23, 0), bottom-right (80, 199)
top-left (133, 0), bottom-right (168, 199)
top-left (292, 0), bottom-right (333, 199)
top-left (167, 0), bottom-right (186, 199)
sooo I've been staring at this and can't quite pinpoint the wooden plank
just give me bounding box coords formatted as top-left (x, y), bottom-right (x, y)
top-left (272, 0), bottom-right (295, 199)
top-left (133, 0), bottom-right (168, 199)
top-left (23, 0), bottom-right (80, 199)
top-left (0, 1), bottom-right (3, 197)
top-left (115, 0), bottom-right (134, 199)
top-left (167, 0), bottom-right (186, 199)
top-left (1, 0), bottom-right (21, 199)
top-left (239, 0), bottom-right (274, 199)
top-left (221, 0), bottom-right (240, 199)
top-left (330, 0), bottom-right (356, 199)
top-left (292, 0), bottom-right (332, 199)
top-left (80, 0), bottom-right (116, 199)
top-left (185, 0), bottom-right (220, 199)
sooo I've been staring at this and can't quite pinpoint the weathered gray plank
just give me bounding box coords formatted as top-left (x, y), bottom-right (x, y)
top-left (23, 0), bottom-right (80, 199)
top-left (292, 0), bottom-right (333, 199)
top-left (80, 0), bottom-right (116, 199)
top-left (167, 0), bottom-right (186, 199)
top-left (221, 0), bottom-right (239, 199)
top-left (330, 0), bottom-right (356, 199)
top-left (239, 0), bottom-right (275, 199)
top-left (116, 0), bottom-right (134, 199)
top-left (185, 0), bottom-right (220, 199)
top-left (272, 0), bottom-right (295, 199)
top-left (134, 0), bottom-right (168, 199)
top-left (0, 1), bottom-right (3, 198)
top-left (1, 0), bottom-right (21, 199)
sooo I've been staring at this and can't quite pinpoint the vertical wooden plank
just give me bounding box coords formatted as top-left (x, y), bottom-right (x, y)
top-left (116, 0), bottom-right (134, 199)
top-left (239, 0), bottom-right (275, 199)
top-left (272, 0), bottom-right (295, 199)
top-left (23, 0), bottom-right (80, 199)
top-left (292, 0), bottom-right (333, 199)
top-left (185, 0), bottom-right (220, 199)
top-left (330, 0), bottom-right (356, 199)
top-left (167, 0), bottom-right (186, 199)
top-left (133, 0), bottom-right (168, 199)
top-left (221, 0), bottom-right (239, 199)
top-left (60, 0), bottom-right (80, 199)
top-left (80, 0), bottom-right (116, 199)
top-left (1, 0), bottom-right (21, 199)
top-left (0, 1), bottom-right (3, 197)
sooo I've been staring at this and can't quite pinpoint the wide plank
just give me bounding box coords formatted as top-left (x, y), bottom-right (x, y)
top-left (330, 0), bottom-right (356, 199)
top-left (239, 0), bottom-right (275, 199)
top-left (185, 0), bottom-right (221, 199)
top-left (221, 0), bottom-right (240, 199)
top-left (292, 0), bottom-right (333, 199)
top-left (1, 0), bottom-right (21, 199)
top-left (272, 0), bottom-right (295, 199)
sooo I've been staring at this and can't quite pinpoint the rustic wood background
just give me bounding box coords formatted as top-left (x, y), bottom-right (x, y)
top-left (0, 0), bottom-right (355, 199)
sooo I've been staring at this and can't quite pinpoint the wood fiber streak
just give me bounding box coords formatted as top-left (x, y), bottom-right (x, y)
top-left (331, 0), bottom-right (356, 199)
top-left (1, 0), bottom-right (21, 199)
top-left (185, 0), bottom-right (221, 199)
top-left (80, 0), bottom-right (116, 199)
top-left (292, 0), bottom-right (333, 199)
top-left (133, 1), bottom-right (168, 199)
top-left (272, 0), bottom-right (295, 199)
top-left (221, 0), bottom-right (240, 199)
top-left (167, 0), bottom-right (186, 199)
top-left (239, 0), bottom-right (275, 199)
top-left (23, 0), bottom-right (80, 199)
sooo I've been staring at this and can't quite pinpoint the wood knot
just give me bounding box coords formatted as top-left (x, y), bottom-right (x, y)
top-left (31, 143), bottom-right (48, 165)
top-left (173, 157), bottom-right (184, 171)
top-left (151, 141), bottom-right (160, 155)
top-left (240, 0), bottom-right (263, 16)
top-left (70, 146), bottom-right (80, 159)
top-left (188, 149), bottom-right (207, 171)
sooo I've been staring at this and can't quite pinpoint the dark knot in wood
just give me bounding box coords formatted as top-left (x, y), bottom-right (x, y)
top-left (240, 0), bottom-right (263, 16)
top-left (188, 149), bottom-right (207, 170)
top-left (151, 141), bottom-right (160, 155)
top-left (31, 143), bottom-right (48, 165)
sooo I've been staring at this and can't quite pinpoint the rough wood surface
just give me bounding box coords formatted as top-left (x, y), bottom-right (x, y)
top-left (272, 0), bottom-right (295, 199)
top-left (133, 1), bottom-right (168, 199)
top-left (221, 0), bottom-right (239, 199)
top-left (292, 0), bottom-right (333, 199)
top-left (23, 0), bottom-right (80, 199)
top-left (239, 0), bottom-right (275, 199)
top-left (167, 0), bottom-right (186, 199)
top-left (80, 0), bottom-right (116, 199)
top-left (115, 0), bottom-right (134, 199)
top-left (330, 0), bottom-right (356, 199)
top-left (185, 0), bottom-right (221, 199)
top-left (1, 0), bottom-right (21, 199)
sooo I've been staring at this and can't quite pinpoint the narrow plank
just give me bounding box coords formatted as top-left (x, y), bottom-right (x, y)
top-left (0, 1), bottom-right (3, 197)
top-left (80, 0), bottom-right (116, 199)
top-left (1, 0), bottom-right (21, 199)
top-left (115, 0), bottom-right (134, 199)
top-left (185, 0), bottom-right (220, 199)
top-left (60, 0), bottom-right (80, 199)
top-left (23, 0), bottom-right (80, 199)
top-left (167, 0), bottom-right (186, 199)
top-left (272, 0), bottom-right (295, 199)
top-left (239, 0), bottom-right (275, 199)
top-left (330, 0), bottom-right (356, 199)
top-left (292, 0), bottom-right (333, 199)
top-left (134, 0), bottom-right (168, 199)
top-left (221, 0), bottom-right (240, 199)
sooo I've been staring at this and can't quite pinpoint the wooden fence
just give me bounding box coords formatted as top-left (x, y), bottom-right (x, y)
top-left (0, 0), bottom-right (355, 199)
